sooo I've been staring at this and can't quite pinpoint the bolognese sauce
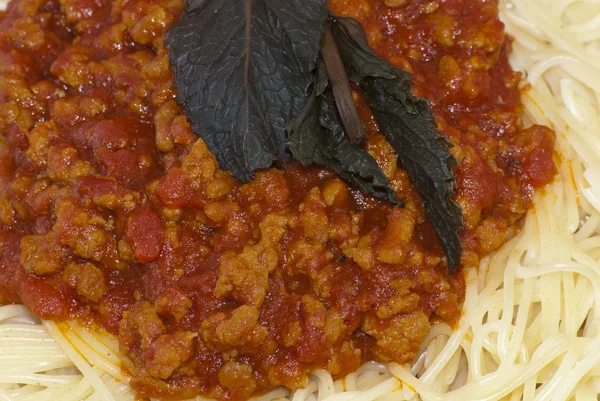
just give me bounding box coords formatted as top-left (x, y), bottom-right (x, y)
top-left (0, 0), bottom-right (555, 400)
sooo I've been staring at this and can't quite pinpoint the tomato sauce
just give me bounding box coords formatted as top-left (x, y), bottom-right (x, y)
top-left (0, 0), bottom-right (555, 400)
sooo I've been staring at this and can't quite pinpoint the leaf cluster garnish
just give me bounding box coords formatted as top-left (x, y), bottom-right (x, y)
top-left (166, 0), bottom-right (328, 181)
top-left (166, 1), bottom-right (464, 272)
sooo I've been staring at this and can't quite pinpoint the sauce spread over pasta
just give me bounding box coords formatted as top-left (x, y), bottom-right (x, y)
top-left (0, 0), bottom-right (555, 399)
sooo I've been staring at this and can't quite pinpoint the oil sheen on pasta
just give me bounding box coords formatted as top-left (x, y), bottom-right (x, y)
top-left (0, 0), bottom-right (555, 400)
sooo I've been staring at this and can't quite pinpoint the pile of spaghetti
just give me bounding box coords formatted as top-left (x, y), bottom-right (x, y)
top-left (2, 0), bottom-right (600, 400)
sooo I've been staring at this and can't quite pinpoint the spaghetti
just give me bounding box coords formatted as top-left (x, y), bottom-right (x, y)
top-left (2, 0), bottom-right (600, 400)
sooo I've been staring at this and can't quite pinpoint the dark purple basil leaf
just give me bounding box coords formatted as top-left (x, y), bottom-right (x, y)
top-left (288, 63), bottom-right (398, 206)
top-left (166, 0), bottom-right (328, 182)
top-left (329, 16), bottom-right (464, 273)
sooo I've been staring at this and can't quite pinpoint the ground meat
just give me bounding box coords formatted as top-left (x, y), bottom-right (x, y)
top-left (200, 305), bottom-right (268, 351)
top-left (218, 361), bottom-right (256, 400)
top-left (145, 331), bottom-right (196, 379)
top-left (54, 197), bottom-right (110, 261)
top-left (20, 232), bottom-right (69, 275)
top-left (375, 205), bottom-right (417, 264)
top-left (214, 214), bottom-right (287, 308)
top-left (0, 0), bottom-right (556, 400)
top-left (363, 310), bottom-right (430, 362)
top-left (63, 261), bottom-right (107, 302)
top-left (376, 278), bottom-right (420, 319)
top-left (121, 302), bottom-right (167, 351)
top-left (154, 287), bottom-right (192, 321)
